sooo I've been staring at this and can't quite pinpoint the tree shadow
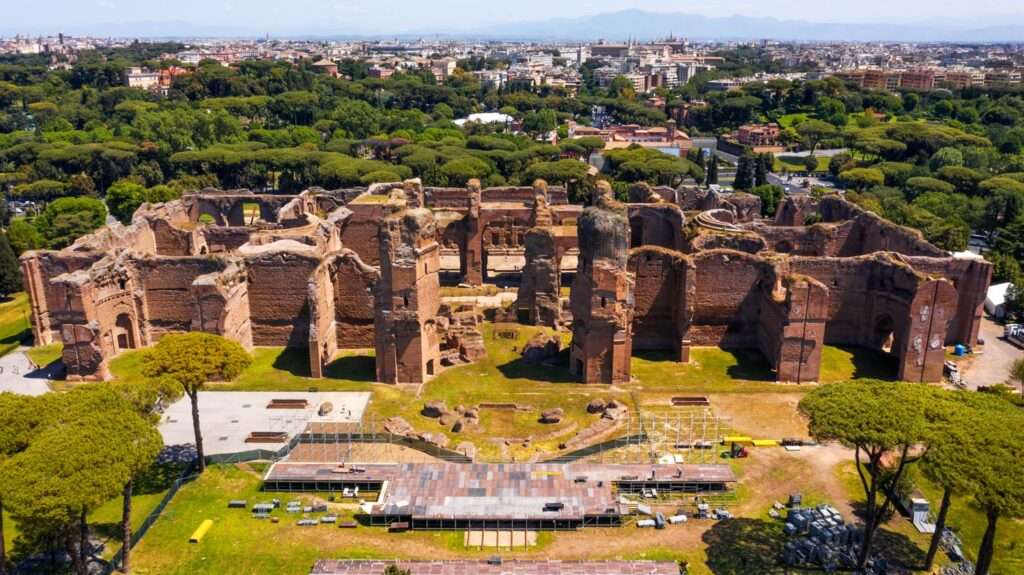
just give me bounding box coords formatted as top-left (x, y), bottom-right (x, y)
top-left (701, 517), bottom-right (788, 574)
top-left (496, 349), bottom-right (577, 383)
top-left (873, 527), bottom-right (927, 570)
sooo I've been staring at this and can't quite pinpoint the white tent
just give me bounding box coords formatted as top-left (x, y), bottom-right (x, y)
top-left (985, 282), bottom-right (1013, 319)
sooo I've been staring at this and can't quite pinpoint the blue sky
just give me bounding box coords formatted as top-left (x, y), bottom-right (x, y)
top-left (2, 0), bottom-right (1021, 36)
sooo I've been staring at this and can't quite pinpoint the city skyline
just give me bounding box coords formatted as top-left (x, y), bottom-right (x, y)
top-left (2, 1), bottom-right (1024, 39)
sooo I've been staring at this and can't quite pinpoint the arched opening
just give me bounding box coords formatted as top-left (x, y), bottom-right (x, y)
top-left (774, 240), bottom-right (794, 254)
top-left (242, 202), bottom-right (262, 225)
top-left (872, 314), bottom-right (895, 353)
top-left (630, 218), bottom-right (644, 248)
top-left (114, 313), bottom-right (137, 352)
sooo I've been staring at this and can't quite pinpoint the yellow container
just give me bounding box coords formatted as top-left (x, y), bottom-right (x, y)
top-left (723, 436), bottom-right (753, 444)
top-left (752, 439), bottom-right (779, 447)
top-left (189, 519), bottom-right (213, 543)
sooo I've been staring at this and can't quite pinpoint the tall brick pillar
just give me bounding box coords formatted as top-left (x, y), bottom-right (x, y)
top-left (569, 184), bottom-right (634, 384)
top-left (461, 179), bottom-right (484, 285)
top-left (374, 207), bottom-right (443, 384)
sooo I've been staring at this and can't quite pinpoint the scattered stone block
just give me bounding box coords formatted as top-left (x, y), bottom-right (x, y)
top-left (539, 408), bottom-right (564, 424)
top-left (421, 401), bottom-right (449, 418)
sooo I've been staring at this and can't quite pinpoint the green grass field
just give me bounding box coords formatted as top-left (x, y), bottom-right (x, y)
top-left (906, 466), bottom-right (1024, 573)
top-left (0, 292), bottom-right (31, 357)
top-left (106, 323), bottom-right (884, 461)
top-left (3, 460), bottom-right (187, 565)
top-left (774, 154), bottom-right (831, 174)
top-left (25, 342), bottom-right (62, 367)
top-left (130, 464), bottom-right (556, 575)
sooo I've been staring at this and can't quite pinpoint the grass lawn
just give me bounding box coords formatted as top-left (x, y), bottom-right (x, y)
top-left (775, 154), bottom-right (831, 174)
top-left (0, 292), bottom-right (31, 357)
top-left (25, 342), bottom-right (62, 367)
top-left (105, 322), bottom-right (891, 461)
top-left (906, 466), bottom-right (1024, 574)
top-left (2, 460), bottom-right (187, 565)
top-left (776, 113), bottom-right (809, 129)
top-left (130, 464), bottom-right (555, 575)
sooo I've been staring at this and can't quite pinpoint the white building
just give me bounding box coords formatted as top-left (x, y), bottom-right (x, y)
top-left (985, 282), bottom-right (1014, 320)
top-left (126, 67), bottom-right (160, 90)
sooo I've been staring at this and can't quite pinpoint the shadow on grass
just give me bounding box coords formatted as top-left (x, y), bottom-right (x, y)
top-left (846, 501), bottom-right (927, 570)
top-left (496, 350), bottom-right (576, 383)
top-left (701, 517), bottom-right (787, 574)
top-left (270, 347), bottom-right (313, 377)
top-left (323, 354), bottom-right (376, 382)
top-left (632, 349), bottom-right (679, 363)
top-left (90, 461), bottom-right (190, 547)
top-left (873, 527), bottom-right (927, 570)
top-left (269, 348), bottom-right (376, 383)
top-left (722, 348), bottom-right (775, 382)
top-left (840, 345), bottom-right (899, 380)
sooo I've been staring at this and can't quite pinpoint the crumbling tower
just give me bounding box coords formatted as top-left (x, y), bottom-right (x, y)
top-left (569, 183), bottom-right (635, 384)
top-left (374, 197), bottom-right (443, 384)
top-left (460, 179), bottom-right (484, 285)
top-left (515, 180), bottom-right (561, 327)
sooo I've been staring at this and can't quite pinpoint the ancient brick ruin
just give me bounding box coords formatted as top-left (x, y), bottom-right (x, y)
top-left (22, 178), bottom-right (989, 385)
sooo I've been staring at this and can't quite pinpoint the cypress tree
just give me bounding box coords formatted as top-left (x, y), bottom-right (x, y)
top-left (706, 158), bottom-right (719, 185)
top-left (0, 234), bottom-right (21, 300)
top-left (734, 154), bottom-right (754, 190)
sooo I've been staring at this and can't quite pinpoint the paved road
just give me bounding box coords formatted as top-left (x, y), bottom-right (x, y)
top-left (0, 346), bottom-right (57, 396)
top-left (963, 318), bottom-right (1023, 389)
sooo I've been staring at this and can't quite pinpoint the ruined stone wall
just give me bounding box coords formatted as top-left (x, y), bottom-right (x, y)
top-left (900, 255), bottom-right (991, 346)
top-left (741, 222), bottom-right (837, 255)
top-left (818, 196), bottom-right (947, 258)
top-left (689, 250), bottom-right (768, 347)
top-left (688, 230), bottom-right (767, 254)
top-left (628, 247), bottom-right (694, 360)
top-left (134, 257), bottom-right (225, 340)
top-left (201, 227), bottom-right (256, 253)
top-left (191, 261), bottom-right (252, 349)
top-left (20, 252), bottom-right (105, 345)
top-left (725, 192), bottom-right (763, 223)
top-left (774, 196), bottom-right (819, 227)
top-left (627, 204), bottom-right (686, 251)
top-left (330, 250), bottom-right (380, 348)
top-left (338, 202), bottom-right (388, 265)
top-left (307, 261), bottom-right (337, 378)
top-left (184, 192), bottom-right (300, 226)
top-left (244, 249), bottom-right (322, 347)
top-left (757, 274), bottom-right (829, 383)
top-left (516, 228), bottom-right (561, 327)
top-left (424, 187), bottom-right (475, 209)
top-left (784, 253), bottom-right (956, 381)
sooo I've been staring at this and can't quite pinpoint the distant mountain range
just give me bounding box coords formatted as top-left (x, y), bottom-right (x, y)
top-left (6, 10), bottom-right (1024, 42)
top-left (451, 10), bottom-right (1024, 43)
